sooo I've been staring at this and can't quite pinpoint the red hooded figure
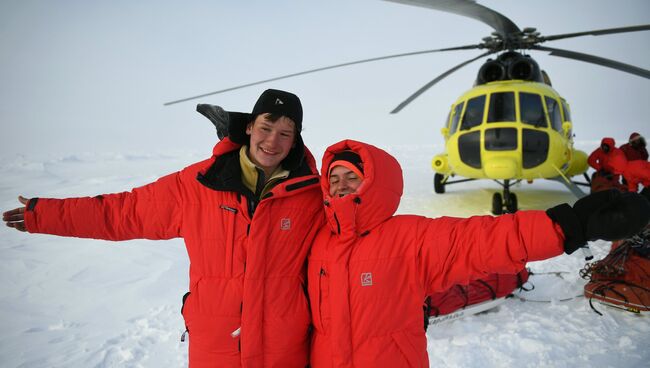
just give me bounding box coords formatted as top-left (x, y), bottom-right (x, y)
top-left (588, 137), bottom-right (627, 175)
top-left (620, 132), bottom-right (649, 162)
top-left (307, 140), bottom-right (567, 368)
top-left (621, 160), bottom-right (650, 192)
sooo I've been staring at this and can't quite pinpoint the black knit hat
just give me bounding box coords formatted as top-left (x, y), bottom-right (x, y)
top-left (227, 89), bottom-right (305, 170)
top-left (251, 89), bottom-right (303, 131)
top-left (328, 151), bottom-right (364, 178)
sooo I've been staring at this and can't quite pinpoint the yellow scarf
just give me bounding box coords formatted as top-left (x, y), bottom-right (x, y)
top-left (239, 145), bottom-right (290, 197)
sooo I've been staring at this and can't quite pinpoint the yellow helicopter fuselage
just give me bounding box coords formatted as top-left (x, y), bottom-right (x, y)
top-left (432, 80), bottom-right (588, 181)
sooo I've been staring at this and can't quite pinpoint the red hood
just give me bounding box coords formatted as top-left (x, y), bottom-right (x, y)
top-left (600, 137), bottom-right (615, 149)
top-left (320, 140), bottom-right (403, 235)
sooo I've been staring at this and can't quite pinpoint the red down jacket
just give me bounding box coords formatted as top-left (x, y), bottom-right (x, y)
top-left (588, 137), bottom-right (626, 175)
top-left (24, 138), bottom-right (324, 367)
top-left (307, 140), bottom-right (565, 368)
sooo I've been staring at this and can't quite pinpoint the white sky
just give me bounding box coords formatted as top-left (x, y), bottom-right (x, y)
top-left (1, 0), bottom-right (649, 158)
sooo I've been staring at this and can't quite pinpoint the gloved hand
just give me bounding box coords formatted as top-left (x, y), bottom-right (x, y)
top-left (546, 189), bottom-right (650, 254)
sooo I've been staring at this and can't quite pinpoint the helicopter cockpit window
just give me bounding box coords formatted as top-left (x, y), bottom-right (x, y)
top-left (449, 101), bottom-right (465, 134)
top-left (545, 96), bottom-right (562, 132)
top-left (460, 95), bottom-right (486, 130)
top-left (519, 92), bottom-right (547, 128)
top-left (487, 92), bottom-right (515, 123)
top-left (561, 100), bottom-right (572, 122)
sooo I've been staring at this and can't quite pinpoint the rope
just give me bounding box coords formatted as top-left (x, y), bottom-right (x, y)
top-left (580, 227), bottom-right (650, 315)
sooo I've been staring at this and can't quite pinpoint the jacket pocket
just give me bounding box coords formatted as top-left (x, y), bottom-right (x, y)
top-left (391, 330), bottom-right (425, 368)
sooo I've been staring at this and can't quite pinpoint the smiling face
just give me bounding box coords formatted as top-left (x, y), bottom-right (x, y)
top-left (245, 113), bottom-right (296, 178)
top-left (329, 165), bottom-right (363, 197)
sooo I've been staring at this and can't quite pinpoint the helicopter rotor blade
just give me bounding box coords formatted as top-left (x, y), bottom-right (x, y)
top-left (382, 0), bottom-right (521, 36)
top-left (390, 50), bottom-right (495, 114)
top-left (163, 44), bottom-right (481, 106)
top-left (533, 45), bottom-right (650, 79)
top-left (541, 24), bottom-right (650, 42)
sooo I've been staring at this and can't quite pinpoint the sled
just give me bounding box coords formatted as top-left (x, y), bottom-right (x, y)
top-left (582, 226), bottom-right (650, 315)
top-left (426, 270), bottom-right (529, 326)
top-left (428, 297), bottom-right (506, 326)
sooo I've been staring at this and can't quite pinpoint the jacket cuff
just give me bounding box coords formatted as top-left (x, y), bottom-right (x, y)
top-left (545, 203), bottom-right (585, 254)
top-left (23, 197), bottom-right (39, 232)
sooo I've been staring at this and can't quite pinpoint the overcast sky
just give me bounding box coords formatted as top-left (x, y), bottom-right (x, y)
top-left (1, 0), bottom-right (649, 158)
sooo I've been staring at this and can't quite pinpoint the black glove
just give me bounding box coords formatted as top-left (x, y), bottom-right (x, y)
top-left (546, 189), bottom-right (650, 254)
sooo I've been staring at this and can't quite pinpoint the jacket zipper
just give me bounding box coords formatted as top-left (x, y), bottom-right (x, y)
top-left (319, 267), bottom-right (327, 329)
top-left (220, 205), bottom-right (238, 277)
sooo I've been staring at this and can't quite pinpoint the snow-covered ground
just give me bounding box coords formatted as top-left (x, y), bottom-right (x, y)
top-left (1, 141), bottom-right (648, 368)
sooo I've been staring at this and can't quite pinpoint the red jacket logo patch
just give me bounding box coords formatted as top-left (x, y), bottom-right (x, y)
top-left (361, 272), bottom-right (373, 286)
top-left (280, 218), bottom-right (291, 231)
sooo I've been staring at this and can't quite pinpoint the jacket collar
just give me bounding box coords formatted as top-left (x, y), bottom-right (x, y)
top-left (198, 137), bottom-right (320, 198)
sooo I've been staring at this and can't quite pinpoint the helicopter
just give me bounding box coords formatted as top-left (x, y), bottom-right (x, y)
top-left (164, 0), bottom-right (650, 214)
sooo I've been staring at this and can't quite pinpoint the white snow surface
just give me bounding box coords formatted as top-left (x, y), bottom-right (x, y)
top-left (1, 141), bottom-right (648, 368)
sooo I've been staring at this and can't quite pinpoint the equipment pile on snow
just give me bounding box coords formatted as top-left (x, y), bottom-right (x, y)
top-left (581, 226), bottom-right (650, 315)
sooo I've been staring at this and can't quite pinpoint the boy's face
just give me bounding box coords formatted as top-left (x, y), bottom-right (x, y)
top-left (329, 165), bottom-right (363, 197)
top-left (246, 113), bottom-right (295, 176)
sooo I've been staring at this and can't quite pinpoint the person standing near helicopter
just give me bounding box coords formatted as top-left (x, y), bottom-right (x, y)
top-left (620, 132), bottom-right (648, 162)
top-left (2, 89), bottom-right (326, 368)
top-left (588, 137), bottom-right (627, 192)
top-left (307, 139), bottom-right (650, 368)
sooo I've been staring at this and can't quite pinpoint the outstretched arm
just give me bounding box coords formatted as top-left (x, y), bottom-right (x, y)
top-left (3, 196), bottom-right (30, 232)
top-left (7, 172), bottom-right (185, 241)
top-left (419, 190), bottom-right (650, 295)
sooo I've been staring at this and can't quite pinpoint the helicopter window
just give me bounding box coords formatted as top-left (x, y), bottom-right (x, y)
top-left (485, 128), bottom-right (517, 151)
top-left (545, 96), bottom-right (563, 132)
top-left (460, 95), bottom-right (486, 130)
top-left (458, 131), bottom-right (482, 169)
top-left (449, 101), bottom-right (465, 134)
top-left (522, 129), bottom-right (550, 168)
top-left (519, 92), bottom-right (547, 127)
top-left (487, 92), bottom-right (515, 123)
top-left (561, 100), bottom-right (572, 122)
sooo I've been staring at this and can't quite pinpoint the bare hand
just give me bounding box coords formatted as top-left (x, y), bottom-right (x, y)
top-left (3, 196), bottom-right (30, 232)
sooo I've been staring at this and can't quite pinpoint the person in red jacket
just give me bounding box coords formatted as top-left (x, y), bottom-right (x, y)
top-left (2, 89), bottom-right (325, 368)
top-left (620, 132), bottom-right (649, 162)
top-left (307, 139), bottom-right (650, 368)
top-left (620, 160), bottom-right (650, 193)
top-left (588, 137), bottom-right (627, 192)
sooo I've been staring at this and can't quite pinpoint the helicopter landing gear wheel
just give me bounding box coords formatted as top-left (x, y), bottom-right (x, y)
top-left (505, 192), bottom-right (518, 213)
top-left (492, 192), bottom-right (503, 215)
top-left (434, 173), bottom-right (446, 194)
